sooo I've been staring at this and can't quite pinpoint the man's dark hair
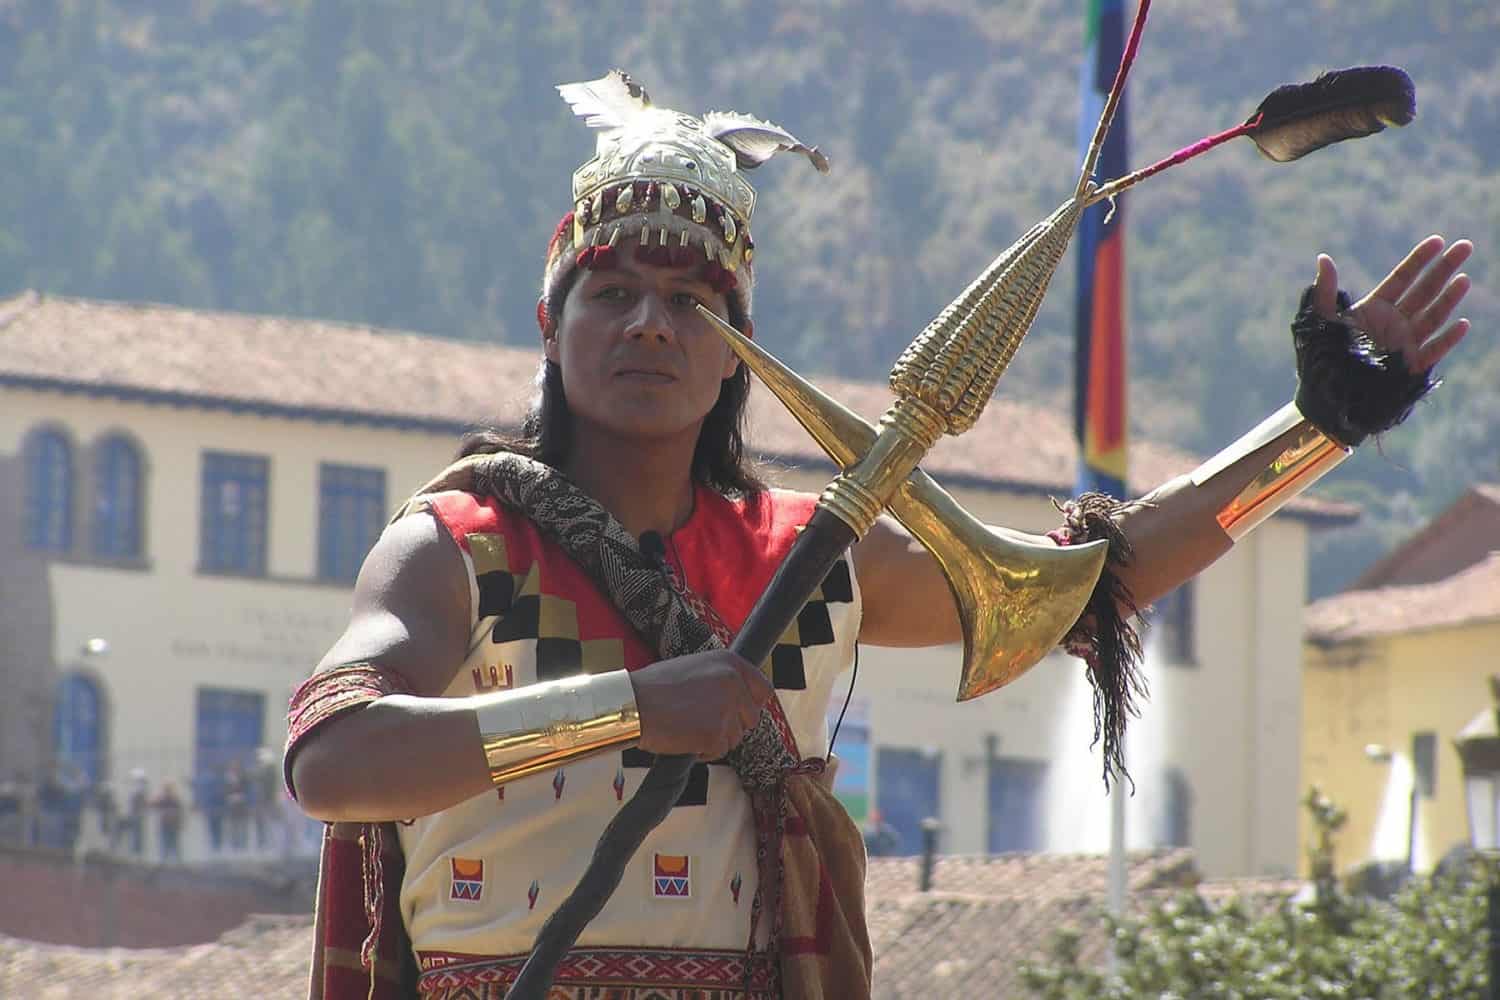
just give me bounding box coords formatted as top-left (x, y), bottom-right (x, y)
top-left (459, 272), bottom-right (764, 497)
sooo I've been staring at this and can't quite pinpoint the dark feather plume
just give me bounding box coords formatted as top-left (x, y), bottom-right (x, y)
top-left (1246, 66), bottom-right (1415, 162)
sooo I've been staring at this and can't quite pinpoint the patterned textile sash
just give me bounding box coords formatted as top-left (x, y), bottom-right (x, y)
top-left (284, 664), bottom-right (419, 1000)
top-left (415, 946), bottom-right (778, 999)
top-left (406, 452), bottom-right (872, 998)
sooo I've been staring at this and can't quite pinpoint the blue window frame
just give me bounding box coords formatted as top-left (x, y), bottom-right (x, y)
top-left (1163, 767), bottom-right (1193, 848)
top-left (318, 463), bottom-right (386, 583)
top-left (200, 452), bottom-right (269, 575)
top-left (986, 756), bottom-right (1048, 853)
top-left (93, 435), bottom-right (143, 559)
top-left (1159, 581), bottom-right (1196, 665)
top-left (875, 746), bottom-right (942, 857)
top-left (193, 686), bottom-right (264, 789)
top-left (24, 427), bottom-right (73, 551)
top-left (54, 673), bottom-right (104, 786)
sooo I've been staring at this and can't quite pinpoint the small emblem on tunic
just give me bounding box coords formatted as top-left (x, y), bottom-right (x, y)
top-left (450, 857), bottom-right (484, 901)
top-left (653, 853), bottom-right (691, 899)
top-left (472, 663), bottom-right (514, 691)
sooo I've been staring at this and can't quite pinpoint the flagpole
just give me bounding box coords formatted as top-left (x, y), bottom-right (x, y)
top-left (1073, 0), bottom-right (1132, 972)
top-left (1107, 759), bottom-right (1126, 971)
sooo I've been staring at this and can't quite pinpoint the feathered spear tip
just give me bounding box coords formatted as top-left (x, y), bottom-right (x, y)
top-left (1246, 65), bottom-right (1416, 163)
top-left (1085, 64), bottom-right (1417, 205)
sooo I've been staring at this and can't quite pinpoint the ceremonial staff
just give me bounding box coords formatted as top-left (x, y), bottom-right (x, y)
top-left (510, 0), bottom-right (1419, 991)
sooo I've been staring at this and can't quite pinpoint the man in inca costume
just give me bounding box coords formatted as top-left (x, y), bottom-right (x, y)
top-left (283, 60), bottom-right (1474, 999)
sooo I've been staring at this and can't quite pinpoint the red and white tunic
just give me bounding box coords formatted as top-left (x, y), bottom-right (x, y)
top-left (397, 485), bottom-right (862, 997)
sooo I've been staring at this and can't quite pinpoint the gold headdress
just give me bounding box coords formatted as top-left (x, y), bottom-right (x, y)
top-left (542, 70), bottom-right (828, 320)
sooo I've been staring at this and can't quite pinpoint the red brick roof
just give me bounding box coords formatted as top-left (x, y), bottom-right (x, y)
top-left (1351, 484), bottom-right (1500, 590)
top-left (1306, 552), bottom-right (1500, 643)
top-left (0, 849), bottom-right (1310, 998)
top-left (865, 850), bottom-right (1201, 996)
top-left (0, 290), bottom-right (1355, 520)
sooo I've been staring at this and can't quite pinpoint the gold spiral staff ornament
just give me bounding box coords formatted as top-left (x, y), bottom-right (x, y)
top-left (703, 8), bottom-right (1419, 703)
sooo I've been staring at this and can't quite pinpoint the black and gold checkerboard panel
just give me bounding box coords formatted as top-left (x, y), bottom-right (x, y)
top-left (466, 531), bottom-right (625, 681)
top-left (767, 558), bottom-right (855, 691)
top-left (466, 532), bottom-right (853, 690)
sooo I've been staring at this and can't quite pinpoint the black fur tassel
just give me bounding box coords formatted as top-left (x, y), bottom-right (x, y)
top-left (1292, 286), bottom-right (1437, 447)
top-left (1247, 66), bottom-right (1415, 163)
top-left (1054, 493), bottom-right (1149, 791)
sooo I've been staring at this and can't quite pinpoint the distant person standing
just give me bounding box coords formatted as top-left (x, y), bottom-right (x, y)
top-left (153, 781), bottom-right (185, 864)
top-left (252, 746), bottom-right (281, 851)
top-left (224, 759), bottom-right (250, 851)
top-left (123, 769), bottom-right (149, 857)
top-left (863, 810), bottom-right (902, 857)
top-left (196, 765), bottom-right (225, 852)
top-left (0, 772), bottom-right (21, 845)
top-left (92, 780), bottom-right (119, 853)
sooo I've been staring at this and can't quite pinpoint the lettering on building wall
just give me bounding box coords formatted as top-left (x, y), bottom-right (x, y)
top-left (168, 604), bottom-right (347, 671)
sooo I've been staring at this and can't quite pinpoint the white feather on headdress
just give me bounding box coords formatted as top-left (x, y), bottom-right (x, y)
top-left (558, 69), bottom-right (830, 174)
top-left (555, 69), bottom-right (656, 132)
top-left (703, 111), bottom-right (830, 173)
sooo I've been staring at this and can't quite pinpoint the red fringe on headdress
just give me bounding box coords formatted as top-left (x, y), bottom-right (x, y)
top-left (547, 211), bottom-right (575, 261)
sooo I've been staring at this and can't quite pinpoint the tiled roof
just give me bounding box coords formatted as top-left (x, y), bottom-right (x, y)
top-left (0, 291), bottom-right (1355, 520)
top-left (0, 914), bottom-right (314, 999)
top-left (866, 850), bottom-right (1200, 998)
top-left (1351, 484), bottom-right (1500, 589)
top-left (1306, 552), bottom-right (1500, 642)
top-left (863, 848), bottom-right (1197, 901)
top-left (0, 851), bottom-right (1306, 998)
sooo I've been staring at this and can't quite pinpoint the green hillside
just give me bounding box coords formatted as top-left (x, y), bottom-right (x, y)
top-left (2, 0), bottom-right (1495, 595)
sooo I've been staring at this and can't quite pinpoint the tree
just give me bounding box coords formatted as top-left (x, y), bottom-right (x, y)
top-left (1021, 787), bottom-right (1489, 999)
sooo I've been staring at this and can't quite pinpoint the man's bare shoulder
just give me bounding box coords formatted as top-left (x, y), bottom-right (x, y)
top-left (314, 509), bottom-right (473, 695)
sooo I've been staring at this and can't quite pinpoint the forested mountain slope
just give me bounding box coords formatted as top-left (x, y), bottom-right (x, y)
top-left (2, 0), bottom-right (1495, 595)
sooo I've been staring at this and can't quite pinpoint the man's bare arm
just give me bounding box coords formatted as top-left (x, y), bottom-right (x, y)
top-left (852, 423), bottom-right (1296, 650)
top-left (288, 512), bottom-right (494, 822)
top-left (857, 237), bottom-right (1474, 649)
top-left (289, 510), bottom-right (773, 823)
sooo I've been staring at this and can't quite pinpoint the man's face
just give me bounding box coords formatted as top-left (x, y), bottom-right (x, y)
top-left (543, 252), bottom-right (740, 445)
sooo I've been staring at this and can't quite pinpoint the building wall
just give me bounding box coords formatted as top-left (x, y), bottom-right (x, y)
top-left (1, 385), bottom-right (459, 858)
top-left (1301, 621), bottom-right (1500, 875)
top-left (0, 451), bottom-right (57, 784)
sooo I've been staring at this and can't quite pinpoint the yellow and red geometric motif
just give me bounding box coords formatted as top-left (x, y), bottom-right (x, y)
top-left (450, 857), bottom-right (484, 901)
top-left (652, 853), bottom-right (691, 899)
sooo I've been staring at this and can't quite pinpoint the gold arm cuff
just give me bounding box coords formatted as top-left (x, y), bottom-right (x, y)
top-left (475, 670), bottom-right (641, 787)
top-left (1190, 401), bottom-right (1351, 542)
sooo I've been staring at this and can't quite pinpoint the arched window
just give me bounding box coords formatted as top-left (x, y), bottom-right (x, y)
top-left (54, 673), bottom-right (105, 786)
top-left (93, 435), bottom-right (144, 559)
top-left (24, 427), bottom-right (73, 551)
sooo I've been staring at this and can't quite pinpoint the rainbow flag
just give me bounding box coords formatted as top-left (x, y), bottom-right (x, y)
top-left (1074, 0), bottom-right (1130, 499)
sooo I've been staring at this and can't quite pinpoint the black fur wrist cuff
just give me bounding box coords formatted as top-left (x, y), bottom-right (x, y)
top-left (1291, 285), bottom-right (1435, 448)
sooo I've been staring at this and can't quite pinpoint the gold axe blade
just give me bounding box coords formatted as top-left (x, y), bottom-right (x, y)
top-left (698, 308), bottom-right (1108, 701)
